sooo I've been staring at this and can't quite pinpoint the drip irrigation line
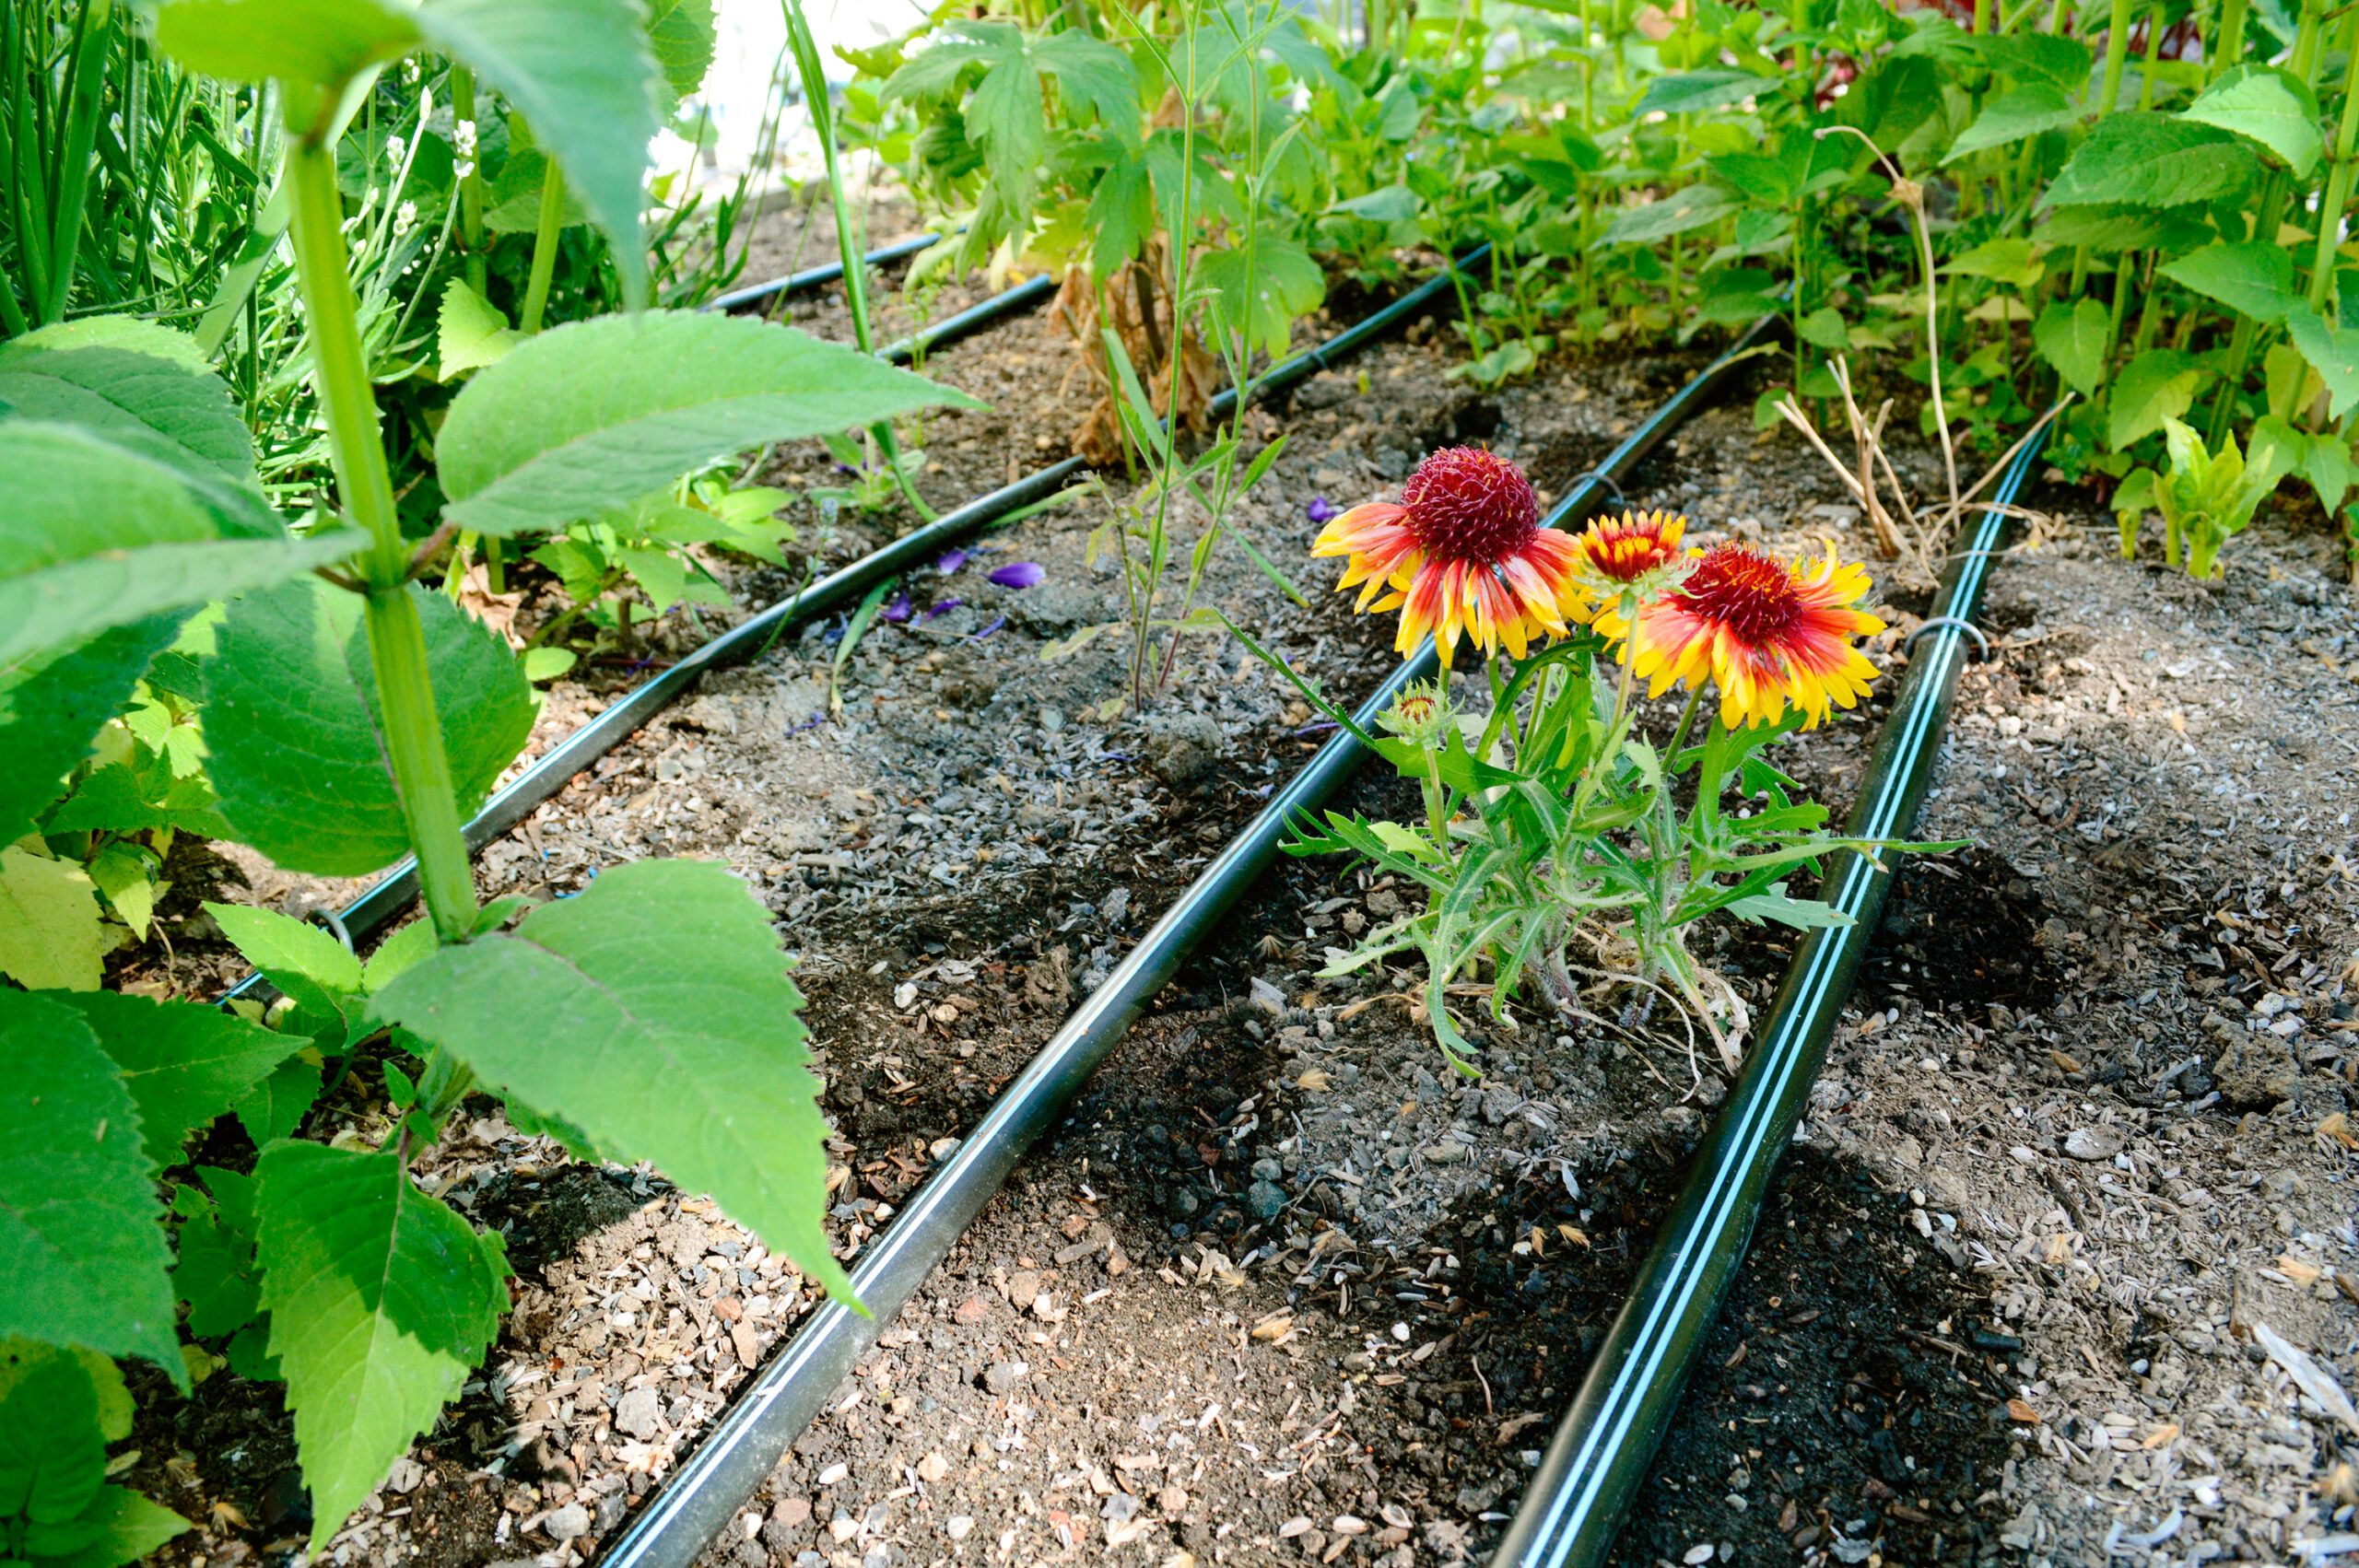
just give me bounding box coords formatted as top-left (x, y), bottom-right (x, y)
top-left (875, 272), bottom-right (1058, 366)
top-left (703, 229), bottom-right (943, 314)
top-left (594, 303), bottom-right (1775, 1568)
top-left (215, 252), bottom-right (1488, 1009)
top-left (1490, 418), bottom-right (2053, 1568)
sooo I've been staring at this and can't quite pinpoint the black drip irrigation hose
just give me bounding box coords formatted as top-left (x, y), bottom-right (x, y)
top-left (214, 252), bottom-right (1488, 1009)
top-left (875, 272), bottom-right (1058, 366)
top-left (703, 230), bottom-right (944, 314)
top-left (1489, 421), bottom-right (2052, 1568)
top-left (593, 301), bottom-right (1774, 1568)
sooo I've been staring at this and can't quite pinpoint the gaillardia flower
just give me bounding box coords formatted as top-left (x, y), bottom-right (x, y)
top-left (1573, 509), bottom-right (1692, 636)
top-left (1626, 542), bottom-right (1885, 730)
top-left (1312, 447), bottom-right (1582, 667)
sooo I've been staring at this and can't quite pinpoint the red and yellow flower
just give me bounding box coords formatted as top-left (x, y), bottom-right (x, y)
top-left (1622, 541), bottom-right (1885, 730)
top-left (1571, 509), bottom-right (1692, 637)
top-left (1312, 447), bottom-right (1584, 667)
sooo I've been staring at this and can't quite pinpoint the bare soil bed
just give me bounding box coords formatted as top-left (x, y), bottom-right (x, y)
top-left (128, 278), bottom-right (2359, 1568)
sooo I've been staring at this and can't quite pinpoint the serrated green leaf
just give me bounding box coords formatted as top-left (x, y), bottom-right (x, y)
top-left (371, 859), bottom-right (850, 1298)
top-left (2285, 303), bottom-right (2359, 418)
top-left (0, 616), bottom-right (182, 846)
top-left (0, 424), bottom-right (357, 672)
top-left (1637, 69), bottom-right (1772, 116)
top-left (2034, 297), bottom-right (2110, 396)
top-left (52, 992), bottom-right (310, 1167)
top-left (2179, 63), bottom-right (2322, 176)
top-left (1946, 237), bottom-right (2043, 288)
top-left (2033, 203), bottom-right (2212, 253)
top-left (6, 317), bottom-right (210, 372)
top-left (43, 1483), bottom-right (193, 1568)
top-left (0, 337), bottom-right (255, 486)
top-left (174, 1204), bottom-right (263, 1340)
top-left (254, 1142), bottom-right (509, 1550)
top-left (152, 0), bottom-right (421, 89)
top-left (204, 578), bottom-right (537, 877)
top-left (0, 1338), bottom-right (132, 1443)
top-left (414, 0), bottom-right (663, 310)
top-left (435, 279), bottom-right (520, 381)
top-left (1198, 235), bottom-right (1326, 358)
top-left (87, 841), bottom-right (158, 940)
top-left (42, 759), bottom-right (228, 838)
top-left (2157, 240), bottom-right (2296, 324)
top-left (2109, 349), bottom-right (2207, 450)
top-left (0, 990), bottom-right (182, 1387)
top-left (2042, 112), bottom-right (2257, 208)
top-left (232, 1058), bottom-right (321, 1147)
top-left (205, 902), bottom-right (364, 1023)
top-left (0, 847), bottom-right (106, 992)
top-left (646, 0), bottom-right (716, 104)
top-left (1943, 82), bottom-right (2077, 163)
top-left (1086, 156), bottom-right (1154, 284)
top-left (438, 313), bottom-right (979, 537)
top-left (0, 1340), bottom-right (107, 1541)
top-left (1600, 184), bottom-right (1741, 246)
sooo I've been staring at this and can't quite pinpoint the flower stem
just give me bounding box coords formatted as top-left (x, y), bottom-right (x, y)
top-left (519, 155), bottom-right (564, 333)
top-left (287, 123), bottom-right (480, 946)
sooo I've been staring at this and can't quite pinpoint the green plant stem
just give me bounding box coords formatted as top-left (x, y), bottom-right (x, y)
top-left (2209, 0), bottom-right (2325, 439)
top-left (519, 155), bottom-right (563, 333)
top-left (2306, 5), bottom-right (2359, 314)
top-left (287, 120), bottom-right (480, 945)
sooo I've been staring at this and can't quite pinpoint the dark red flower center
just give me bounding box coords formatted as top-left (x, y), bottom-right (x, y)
top-left (1401, 447), bottom-right (1538, 566)
top-left (1670, 544), bottom-right (1802, 646)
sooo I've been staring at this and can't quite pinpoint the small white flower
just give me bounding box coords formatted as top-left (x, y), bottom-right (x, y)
top-left (393, 200), bottom-right (417, 238)
top-left (402, 57), bottom-right (420, 84)
top-left (453, 119), bottom-right (477, 158)
top-left (386, 132), bottom-right (407, 167)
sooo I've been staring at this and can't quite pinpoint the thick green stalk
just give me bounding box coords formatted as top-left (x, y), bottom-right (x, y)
top-left (2209, 0), bottom-right (2324, 438)
top-left (2208, 0), bottom-right (2248, 84)
top-left (2095, 0), bottom-right (2136, 112)
top-left (2306, 6), bottom-right (2359, 314)
top-left (286, 128), bottom-right (480, 944)
top-left (518, 156), bottom-right (563, 333)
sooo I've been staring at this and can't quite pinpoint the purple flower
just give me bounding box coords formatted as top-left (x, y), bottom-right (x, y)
top-left (933, 548), bottom-right (968, 575)
top-left (881, 591), bottom-right (911, 624)
top-left (922, 597), bottom-right (964, 621)
top-left (971, 614), bottom-right (1006, 642)
top-left (1307, 495), bottom-right (1341, 525)
top-left (988, 561), bottom-right (1045, 590)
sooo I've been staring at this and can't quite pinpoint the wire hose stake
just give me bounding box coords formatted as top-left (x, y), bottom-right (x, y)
top-left (1490, 420), bottom-right (2052, 1568)
top-left (597, 307), bottom-right (1778, 1568)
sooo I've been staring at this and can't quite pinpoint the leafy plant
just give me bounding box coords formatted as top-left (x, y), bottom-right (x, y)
top-left (2113, 415), bottom-right (2296, 577)
top-left (0, 0), bottom-right (971, 1545)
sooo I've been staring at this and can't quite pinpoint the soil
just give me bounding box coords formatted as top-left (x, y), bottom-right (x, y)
top-left (123, 269), bottom-right (2359, 1568)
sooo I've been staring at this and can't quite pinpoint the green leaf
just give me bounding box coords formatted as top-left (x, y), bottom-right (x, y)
top-left (2157, 240), bottom-right (2296, 324)
top-left (1198, 235), bottom-right (1326, 359)
top-left (2285, 303), bottom-right (2359, 418)
top-left (0, 424), bottom-right (356, 673)
top-left (1946, 237), bottom-right (2043, 288)
top-left (42, 759), bottom-right (229, 838)
top-left (0, 847), bottom-right (106, 992)
top-left (0, 1340), bottom-right (107, 1548)
top-left (0, 616), bottom-right (182, 846)
top-left (2179, 63), bottom-right (2322, 177)
top-left (1032, 29), bottom-right (1140, 131)
top-left (2033, 203), bottom-right (2212, 253)
top-left (2109, 349), bottom-right (2207, 450)
top-left (0, 335), bottom-right (256, 485)
top-left (2042, 112), bottom-right (2258, 208)
top-left (438, 313), bottom-right (979, 537)
top-left (2033, 297), bottom-right (2110, 396)
top-left (88, 841), bottom-right (158, 940)
top-left (42, 1483), bottom-right (193, 1568)
top-left (435, 279), bottom-right (520, 381)
top-left (1943, 82), bottom-right (2077, 164)
top-left (204, 578), bottom-right (537, 877)
top-left (413, 0), bottom-right (664, 310)
top-left (233, 1058), bottom-right (321, 1147)
top-left (1797, 307), bottom-right (1849, 350)
top-left (1086, 156), bottom-right (1154, 284)
top-left (646, 0), bottom-right (716, 105)
top-left (371, 859), bottom-right (851, 1298)
top-left (1637, 69), bottom-right (1774, 116)
top-left (254, 1142), bottom-right (509, 1550)
top-left (1600, 184), bottom-right (1741, 246)
top-left (53, 992), bottom-right (310, 1167)
top-left (152, 0), bottom-right (421, 89)
top-left (205, 902), bottom-right (364, 1024)
top-left (5, 316), bottom-right (211, 373)
top-left (175, 1201), bottom-right (264, 1340)
top-left (0, 990), bottom-right (182, 1387)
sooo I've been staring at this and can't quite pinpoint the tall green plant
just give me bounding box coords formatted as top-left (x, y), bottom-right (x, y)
top-left (1, 0), bottom-right (973, 1546)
